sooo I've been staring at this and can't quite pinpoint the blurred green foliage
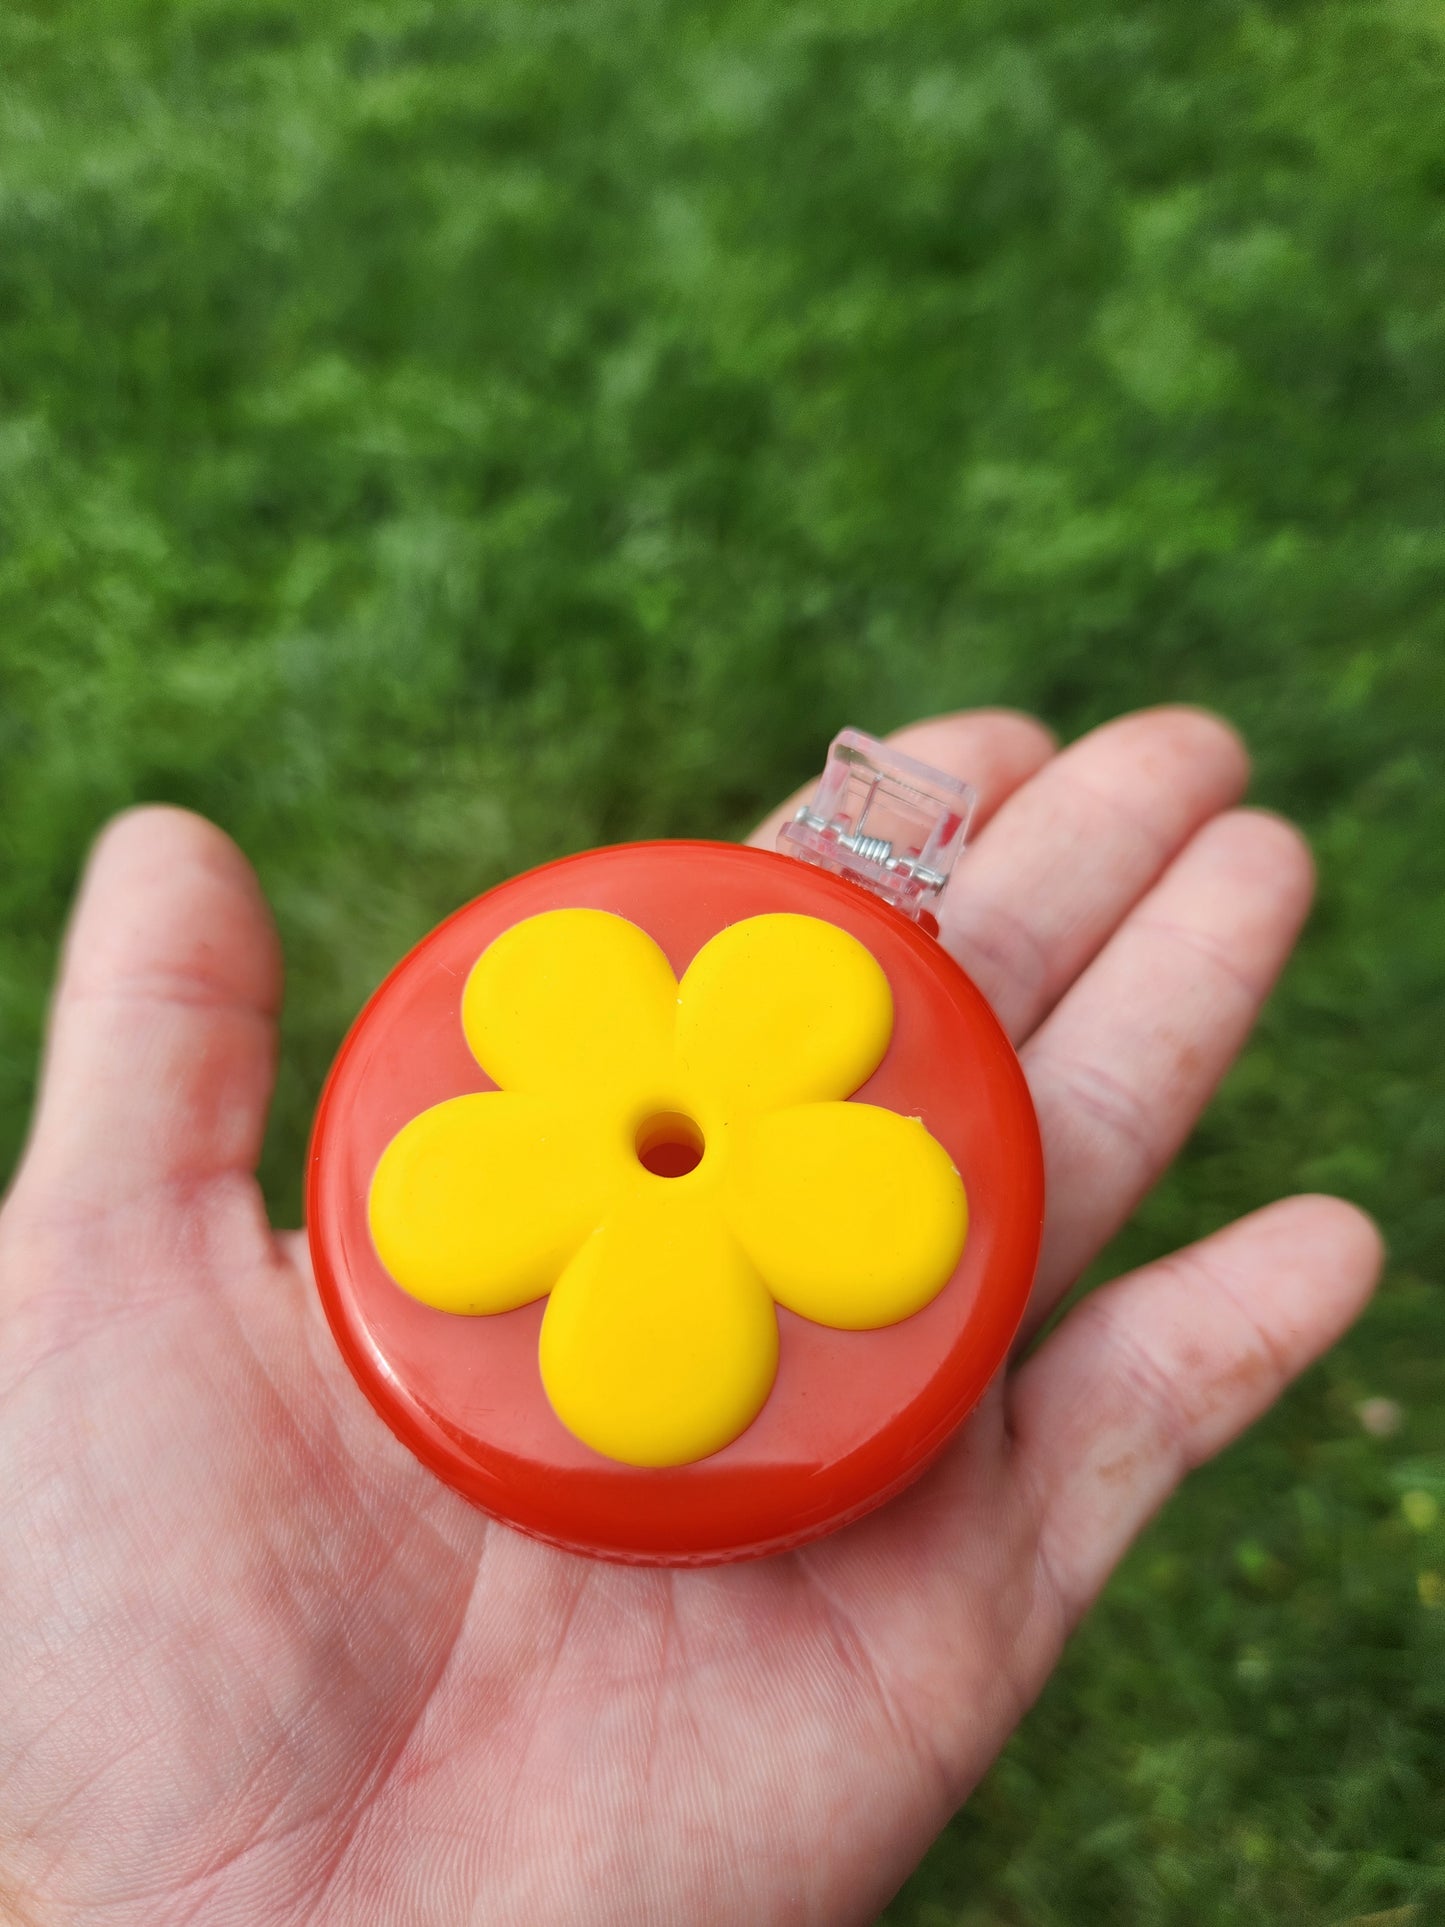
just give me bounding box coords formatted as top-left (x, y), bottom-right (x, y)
top-left (1, 1), bottom-right (1442, 1919)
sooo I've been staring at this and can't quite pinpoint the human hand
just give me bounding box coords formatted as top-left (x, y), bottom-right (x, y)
top-left (0, 708), bottom-right (1381, 1926)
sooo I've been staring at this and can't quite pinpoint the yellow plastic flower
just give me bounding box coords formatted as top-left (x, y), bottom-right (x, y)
top-left (369, 909), bottom-right (967, 1467)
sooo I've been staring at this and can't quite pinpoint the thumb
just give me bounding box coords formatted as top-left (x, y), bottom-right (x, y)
top-left (11, 807), bottom-right (282, 1226)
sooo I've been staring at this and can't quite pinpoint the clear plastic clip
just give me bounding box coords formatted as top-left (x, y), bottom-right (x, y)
top-left (777, 726), bottom-right (975, 924)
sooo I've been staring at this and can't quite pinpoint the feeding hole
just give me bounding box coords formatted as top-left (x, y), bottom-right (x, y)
top-left (635, 1111), bottom-right (705, 1178)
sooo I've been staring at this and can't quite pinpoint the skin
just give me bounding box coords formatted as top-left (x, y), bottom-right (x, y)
top-left (0, 707), bottom-right (1382, 1926)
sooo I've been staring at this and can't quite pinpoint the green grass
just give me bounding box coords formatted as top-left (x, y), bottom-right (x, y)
top-left (1, 1), bottom-right (1442, 1918)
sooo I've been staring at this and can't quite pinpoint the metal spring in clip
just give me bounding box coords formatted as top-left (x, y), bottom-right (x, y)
top-left (837, 828), bottom-right (896, 868)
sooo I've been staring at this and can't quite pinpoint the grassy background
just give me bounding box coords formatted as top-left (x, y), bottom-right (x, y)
top-left (1, 1), bottom-right (1442, 1918)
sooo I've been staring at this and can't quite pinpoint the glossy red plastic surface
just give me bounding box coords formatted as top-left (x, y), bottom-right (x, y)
top-left (307, 841), bottom-right (1044, 1565)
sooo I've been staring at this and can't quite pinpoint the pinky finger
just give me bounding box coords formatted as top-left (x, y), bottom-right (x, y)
top-left (1008, 1195), bottom-right (1383, 1633)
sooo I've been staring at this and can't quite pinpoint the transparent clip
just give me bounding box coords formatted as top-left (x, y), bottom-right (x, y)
top-left (777, 726), bottom-right (976, 925)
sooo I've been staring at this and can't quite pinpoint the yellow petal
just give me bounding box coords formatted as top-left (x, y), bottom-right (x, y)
top-left (539, 1188), bottom-right (779, 1467)
top-left (369, 1093), bottom-right (619, 1314)
top-left (726, 1101), bottom-right (967, 1328)
top-left (463, 908), bottom-right (678, 1103)
top-left (675, 913), bottom-right (893, 1117)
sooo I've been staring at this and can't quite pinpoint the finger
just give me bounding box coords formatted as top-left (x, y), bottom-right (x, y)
top-left (1017, 809), bottom-right (1315, 1342)
top-left (15, 808), bottom-right (282, 1219)
top-left (1008, 1195), bottom-right (1383, 1631)
top-left (938, 707), bottom-right (1250, 1042)
top-left (747, 709), bottom-right (1056, 851)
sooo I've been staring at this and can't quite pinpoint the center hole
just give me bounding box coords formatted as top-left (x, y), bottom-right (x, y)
top-left (635, 1111), bottom-right (705, 1179)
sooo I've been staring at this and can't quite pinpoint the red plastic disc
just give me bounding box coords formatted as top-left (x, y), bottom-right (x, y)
top-left (307, 841), bottom-right (1043, 1564)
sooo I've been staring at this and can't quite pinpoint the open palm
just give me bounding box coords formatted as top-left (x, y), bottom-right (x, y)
top-left (0, 708), bottom-right (1380, 1927)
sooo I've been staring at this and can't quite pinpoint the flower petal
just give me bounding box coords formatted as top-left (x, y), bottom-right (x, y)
top-left (463, 908), bottom-right (678, 1103)
top-left (675, 913), bottom-right (893, 1116)
top-left (369, 1093), bottom-right (618, 1314)
top-left (539, 1188), bottom-right (779, 1466)
top-left (726, 1101), bottom-right (968, 1328)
